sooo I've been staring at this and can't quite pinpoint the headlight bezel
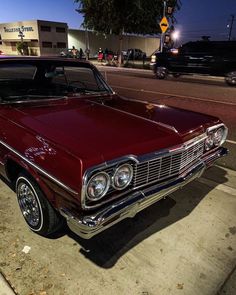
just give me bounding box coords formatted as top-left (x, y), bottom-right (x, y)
top-left (205, 124), bottom-right (228, 151)
top-left (86, 171), bottom-right (110, 201)
top-left (112, 163), bottom-right (134, 190)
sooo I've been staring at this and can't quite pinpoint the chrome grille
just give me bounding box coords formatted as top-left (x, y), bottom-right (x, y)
top-left (133, 139), bottom-right (204, 188)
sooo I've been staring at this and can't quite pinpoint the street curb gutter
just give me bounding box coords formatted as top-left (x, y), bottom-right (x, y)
top-left (0, 273), bottom-right (16, 295)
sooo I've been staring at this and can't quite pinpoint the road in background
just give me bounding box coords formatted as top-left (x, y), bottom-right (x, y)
top-left (98, 66), bottom-right (236, 171)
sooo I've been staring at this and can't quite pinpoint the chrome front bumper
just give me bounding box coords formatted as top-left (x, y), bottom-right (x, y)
top-left (60, 147), bottom-right (228, 239)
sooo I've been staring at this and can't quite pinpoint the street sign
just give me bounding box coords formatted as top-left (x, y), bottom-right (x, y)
top-left (159, 17), bottom-right (169, 33)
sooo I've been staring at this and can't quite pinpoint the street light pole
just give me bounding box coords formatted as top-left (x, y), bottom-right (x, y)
top-left (160, 0), bottom-right (167, 52)
top-left (228, 14), bottom-right (235, 41)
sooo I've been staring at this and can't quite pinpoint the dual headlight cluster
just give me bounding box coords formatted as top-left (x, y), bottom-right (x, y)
top-left (86, 164), bottom-right (133, 201)
top-left (205, 125), bottom-right (227, 151)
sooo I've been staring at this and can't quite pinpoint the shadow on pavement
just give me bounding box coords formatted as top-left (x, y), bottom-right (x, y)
top-left (66, 165), bottom-right (228, 268)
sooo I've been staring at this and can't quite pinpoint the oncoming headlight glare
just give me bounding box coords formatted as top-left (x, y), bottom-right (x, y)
top-left (86, 172), bottom-right (110, 201)
top-left (112, 164), bottom-right (133, 190)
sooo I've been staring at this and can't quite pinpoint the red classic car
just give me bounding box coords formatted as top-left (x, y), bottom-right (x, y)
top-left (0, 57), bottom-right (228, 239)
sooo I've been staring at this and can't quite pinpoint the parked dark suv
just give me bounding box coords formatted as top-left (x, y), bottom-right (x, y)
top-left (152, 41), bottom-right (236, 85)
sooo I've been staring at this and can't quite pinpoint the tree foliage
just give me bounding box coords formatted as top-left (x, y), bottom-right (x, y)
top-left (75, 0), bottom-right (181, 36)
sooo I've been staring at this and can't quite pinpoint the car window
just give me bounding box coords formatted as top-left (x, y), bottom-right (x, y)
top-left (0, 62), bottom-right (109, 103)
top-left (51, 66), bottom-right (106, 92)
top-left (0, 64), bottom-right (36, 80)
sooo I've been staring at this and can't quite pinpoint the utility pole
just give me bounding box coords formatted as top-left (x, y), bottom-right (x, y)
top-left (160, 0), bottom-right (167, 52)
top-left (228, 14), bottom-right (235, 41)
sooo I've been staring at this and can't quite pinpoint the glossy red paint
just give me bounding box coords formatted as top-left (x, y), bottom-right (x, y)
top-left (0, 57), bottom-right (223, 212)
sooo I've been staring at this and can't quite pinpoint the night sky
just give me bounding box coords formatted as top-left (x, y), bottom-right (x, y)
top-left (0, 0), bottom-right (236, 44)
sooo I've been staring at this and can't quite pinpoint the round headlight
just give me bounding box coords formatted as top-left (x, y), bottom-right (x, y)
top-left (213, 128), bottom-right (224, 146)
top-left (112, 164), bottom-right (133, 190)
top-left (205, 133), bottom-right (214, 151)
top-left (86, 172), bottom-right (110, 201)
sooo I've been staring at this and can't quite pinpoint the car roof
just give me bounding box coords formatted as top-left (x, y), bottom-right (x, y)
top-left (0, 56), bottom-right (89, 63)
top-left (0, 56), bottom-right (94, 68)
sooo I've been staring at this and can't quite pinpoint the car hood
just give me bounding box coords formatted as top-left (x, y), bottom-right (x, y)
top-left (8, 95), bottom-right (219, 170)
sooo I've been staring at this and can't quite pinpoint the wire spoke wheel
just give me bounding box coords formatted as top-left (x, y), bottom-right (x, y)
top-left (17, 182), bottom-right (40, 227)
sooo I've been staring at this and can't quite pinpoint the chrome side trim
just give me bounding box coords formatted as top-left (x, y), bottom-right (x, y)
top-left (0, 139), bottom-right (78, 195)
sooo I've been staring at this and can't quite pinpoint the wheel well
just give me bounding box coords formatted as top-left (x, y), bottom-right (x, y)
top-left (5, 159), bottom-right (27, 184)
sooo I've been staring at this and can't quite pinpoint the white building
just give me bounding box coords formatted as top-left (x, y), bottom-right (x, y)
top-left (0, 20), bottom-right (68, 56)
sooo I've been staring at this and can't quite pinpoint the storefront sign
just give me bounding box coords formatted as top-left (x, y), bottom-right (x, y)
top-left (3, 26), bottom-right (34, 33)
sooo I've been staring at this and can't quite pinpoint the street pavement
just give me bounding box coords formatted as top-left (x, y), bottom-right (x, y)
top-left (0, 165), bottom-right (236, 295)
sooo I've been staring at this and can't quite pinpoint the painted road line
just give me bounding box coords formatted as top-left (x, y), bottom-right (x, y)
top-left (226, 139), bottom-right (236, 145)
top-left (111, 85), bottom-right (236, 106)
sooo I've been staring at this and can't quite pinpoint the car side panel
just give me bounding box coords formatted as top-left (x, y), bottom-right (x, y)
top-left (0, 112), bottom-right (82, 208)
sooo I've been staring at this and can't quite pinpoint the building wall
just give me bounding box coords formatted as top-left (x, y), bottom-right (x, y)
top-left (0, 20), bottom-right (68, 56)
top-left (38, 20), bottom-right (68, 56)
top-left (68, 29), bottom-right (160, 57)
top-left (0, 20), bottom-right (40, 55)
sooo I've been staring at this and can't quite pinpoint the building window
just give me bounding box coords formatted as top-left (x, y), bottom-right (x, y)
top-left (56, 27), bottom-right (66, 33)
top-left (42, 42), bottom-right (52, 48)
top-left (41, 25), bottom-right (51, 32)
top-left (11, 42), bottom-right (17, 51)
top-left (57, 42), bottom-right (66, 48)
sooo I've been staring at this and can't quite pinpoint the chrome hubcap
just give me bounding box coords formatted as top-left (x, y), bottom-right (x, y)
top-left (17, 182), bottom-right (40, 227)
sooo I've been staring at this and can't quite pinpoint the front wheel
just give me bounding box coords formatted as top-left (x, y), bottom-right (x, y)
top-left (225, 71), bottom-right (236, 86)
top-left (155, 67), bottom-right (168, 79)
top-left (16, 174), bottom-right (63, 236)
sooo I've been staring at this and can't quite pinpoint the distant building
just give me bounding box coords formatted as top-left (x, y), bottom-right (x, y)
top-left (0, 20), bottom-right (68, 56)
top-left (68, 29), bottom-right (160, 57)
top-left (0, 19), bottom-right (160, 57)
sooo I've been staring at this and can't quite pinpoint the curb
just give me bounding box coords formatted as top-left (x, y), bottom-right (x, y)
top-left (0, 274), bottom-right (16, 295)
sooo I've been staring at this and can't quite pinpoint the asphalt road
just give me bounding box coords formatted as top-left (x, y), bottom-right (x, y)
top-left (98, 66), bottom-right (236, 171)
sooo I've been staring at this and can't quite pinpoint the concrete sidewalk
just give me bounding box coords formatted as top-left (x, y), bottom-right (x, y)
top-left (0, 274), bottom-right (15, 295)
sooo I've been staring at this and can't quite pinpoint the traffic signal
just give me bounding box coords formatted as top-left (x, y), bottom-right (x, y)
top-left (166, 6), bottom-right (174, 15)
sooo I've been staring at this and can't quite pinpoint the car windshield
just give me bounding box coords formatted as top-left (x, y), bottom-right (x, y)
top-left (0, 60), bottom-right (110, 103)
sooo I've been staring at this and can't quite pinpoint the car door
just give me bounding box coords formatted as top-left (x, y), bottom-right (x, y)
top-left (167, 42), bottom-right (215, 74)
top-left (0, 113), bottom-right (8, 176)
top-left (167, 46), bottom-right (189, 72)
top-left (184, 42), bottom-right (215, 74)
